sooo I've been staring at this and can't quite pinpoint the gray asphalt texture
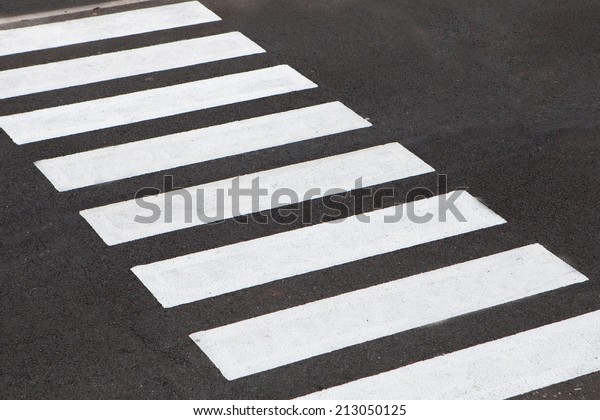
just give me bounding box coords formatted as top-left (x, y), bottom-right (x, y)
top-left (1, 0), bottom-right (599, 399)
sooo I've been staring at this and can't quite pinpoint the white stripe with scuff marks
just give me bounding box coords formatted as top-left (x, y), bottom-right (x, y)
top-left (35, 102), bottom-right (371, 191)
top-left (131, 191), bottom-right (506, 308)
top-left (0, 65), bottom-right (317, 144)
top-left (0, 2), bottom-right (220, 56)
top-left (300, 308), bottom-right (600, 400)
top-left (191, 244), bottom-right (588, 380)
top-left (81, 143), bottom-right (434, 245)
top-left (0, 32), bottom-right (264, 99)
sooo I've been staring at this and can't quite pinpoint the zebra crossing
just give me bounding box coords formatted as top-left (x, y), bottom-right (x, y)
top-left (0, 32), bottom-right (264, 99)
top-left (192, 244), bottom-right (588, 380)
top-left (34, 102), bottom-right (370, 191)
top-left (299, 310), bottom-right (600, 400)
top-left (0, 0), bottom-right (595, 399)
top-left (0, 2), bottom-right (220, 56)
top-left (81, 143), bottom-right (434, 245)
top-left (131, 191), bottom-right (505, 307)
top-left (0, 65), bottom-right (316, 144)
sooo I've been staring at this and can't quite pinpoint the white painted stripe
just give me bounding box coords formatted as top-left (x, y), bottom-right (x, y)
top-left (191, 244), bottom-right (588, 380)
top-left (131, 191), bottom-right (506, 308)
top-left (0, 32), bottom-right (265, 99)
top-left (0, 2), bottom-right (220, 56)
top-left (81, 143), bottom-right (433, 245)
top-left (300, 308), bottom-right (600, 400)
top-left (0, 65), bottom-right (316, 144)
top-left (35, 102), bottom-right (371, 191)
top-left (0, 0), bottom-right (155, 25)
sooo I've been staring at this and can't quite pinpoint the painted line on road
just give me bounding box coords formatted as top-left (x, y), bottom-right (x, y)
top-left (0, 0), bottom-right (157, 25)
top-left (80, 143), bottom-right (433, 245)
top-left (131, 191), bottom-right (506, 308)
top-left (0, 2), bottom-right (220, 56)
top-left (191, 244), bottom-right (588, 380)
top-left (0, 65), bottom-right (317, 144)
top-left (0, 32), bottom-right (265, 99)
top-left (35, 102), bottom-right (371, 191)
top-left (299, 308), bottom-right (600, 400)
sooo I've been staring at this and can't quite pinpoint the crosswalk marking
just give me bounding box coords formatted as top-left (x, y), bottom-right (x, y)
top-left (0, 32), bottom-right (265, 99)
top-left (35, 102), bottom-right (371, 191)
top-left (80, 143), bottom-right (433, 245)
top-left (131, 192), bottom-right (506, 308)
top-left (0, 2), bottom-right (220, 57)
top-left (4, 0), bottom-right (589, 399)
top-left (299, 309), bottom-right (600, 400)
top-left (191, 244), bottom-right (588, 380)
top-left (0, 65), bottom-right (317, 144)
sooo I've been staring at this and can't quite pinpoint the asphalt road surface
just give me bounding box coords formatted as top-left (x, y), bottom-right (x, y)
top-left (1, 0), bottom-right (599, 399)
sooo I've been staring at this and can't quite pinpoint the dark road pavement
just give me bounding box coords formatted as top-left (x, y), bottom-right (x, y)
top-left (1, 0), bottom-right (599, 399)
